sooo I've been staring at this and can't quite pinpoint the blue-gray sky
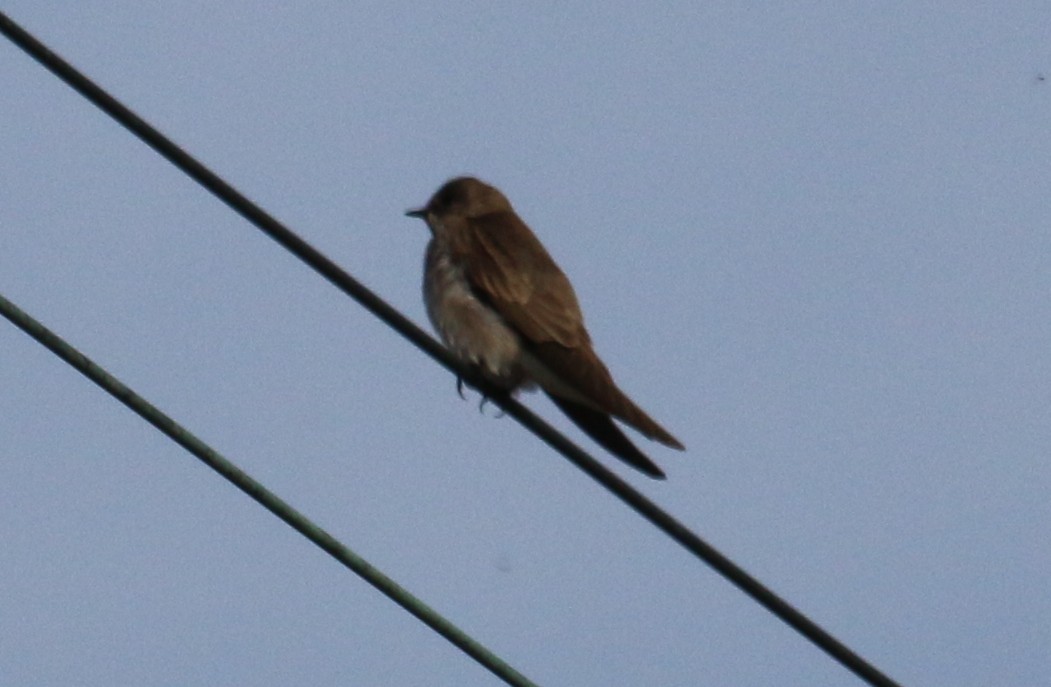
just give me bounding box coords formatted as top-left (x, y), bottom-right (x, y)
top-left (2, 3), bottom-right (1049, 685)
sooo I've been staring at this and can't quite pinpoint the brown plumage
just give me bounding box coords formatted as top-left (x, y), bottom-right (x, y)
top-left (407, 176), bottom-right (683, 478)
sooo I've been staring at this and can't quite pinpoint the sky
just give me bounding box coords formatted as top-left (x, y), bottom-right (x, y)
top-left (1, 3), bottom-right (1049, 686)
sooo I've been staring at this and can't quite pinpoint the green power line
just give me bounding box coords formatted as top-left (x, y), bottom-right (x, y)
top-left (0, 291), bottom-right (539, 687)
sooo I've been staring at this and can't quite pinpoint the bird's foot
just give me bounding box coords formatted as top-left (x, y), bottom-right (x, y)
top-left (454, 375), bottom-right (506, 417)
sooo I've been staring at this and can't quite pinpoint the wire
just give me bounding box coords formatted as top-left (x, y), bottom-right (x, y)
top-left (0, 292), bottom-right (539, 687)
top-left (0, 12), bottom-right (903, 687)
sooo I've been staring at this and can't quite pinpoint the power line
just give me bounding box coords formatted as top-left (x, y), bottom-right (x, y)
top-left (0, 291), bottom-right (539, 687)
top-left (0, 12), bottom-right (903, 687)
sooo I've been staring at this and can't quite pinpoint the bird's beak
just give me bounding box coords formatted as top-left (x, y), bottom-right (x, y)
top-left (405, 207), bottom-right (428, 219)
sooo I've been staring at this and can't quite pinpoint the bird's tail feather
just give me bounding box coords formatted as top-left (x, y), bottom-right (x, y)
top-left (608, 392), bottom-right (685, 451)
top-left (546, 392), bottom-right (666, 479)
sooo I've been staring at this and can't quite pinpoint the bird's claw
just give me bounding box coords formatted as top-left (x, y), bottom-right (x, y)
top-left (454, 376), bottom-right (505, 417)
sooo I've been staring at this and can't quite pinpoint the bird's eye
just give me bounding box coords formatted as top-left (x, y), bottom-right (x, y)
top-left (438, 190), bottom-right (458, 208)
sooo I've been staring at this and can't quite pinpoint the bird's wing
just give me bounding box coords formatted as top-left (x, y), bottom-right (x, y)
top-left (457, 211), bottom-right (587, 347)
top-left (458, 212), bottom-right (685, 451)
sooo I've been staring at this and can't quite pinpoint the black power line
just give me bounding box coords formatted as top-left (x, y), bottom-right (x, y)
top-left (0, 12), bottom-right (903, 687)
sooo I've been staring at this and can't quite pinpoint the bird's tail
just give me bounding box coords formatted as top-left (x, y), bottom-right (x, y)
top-left (546, 392), bottom-right (666, 479)
top-left (606, 389), bottom-right (685, 451)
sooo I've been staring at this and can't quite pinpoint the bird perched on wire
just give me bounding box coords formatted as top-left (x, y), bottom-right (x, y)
top-left (407, 177), bottom-right (683, 479)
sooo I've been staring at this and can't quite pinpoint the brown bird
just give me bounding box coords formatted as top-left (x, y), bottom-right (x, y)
top-left (406, 177), bottom-right (683, 478)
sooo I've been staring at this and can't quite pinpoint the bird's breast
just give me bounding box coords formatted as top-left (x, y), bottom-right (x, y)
top-left (423, 239), bottom-right (529, 390)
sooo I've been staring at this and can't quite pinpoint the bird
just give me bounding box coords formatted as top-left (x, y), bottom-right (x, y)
top-left (406, 176), bottom-right (683, 478)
